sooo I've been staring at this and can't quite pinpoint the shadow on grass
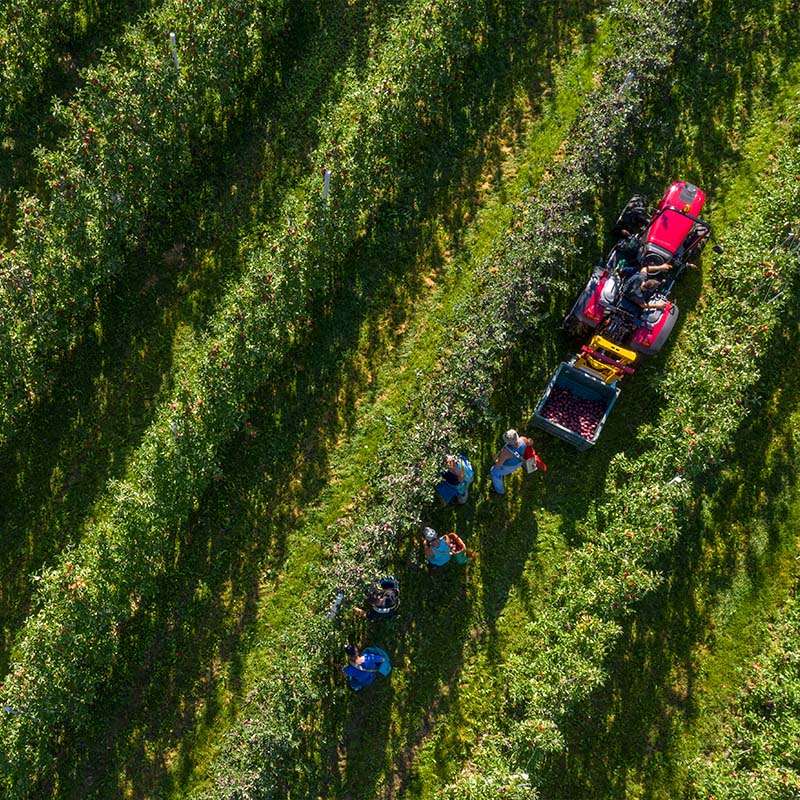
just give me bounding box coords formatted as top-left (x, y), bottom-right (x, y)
top-left (538, 314), bottom-right (800, 800)
top-left (603, 0), bottom-right (800, 223)
top-left (336, 564), bottom-right (475, 798)
top-left (324, 3), bottom-right (800, 797)
top-left (531, 2), bottom-right (800, 792)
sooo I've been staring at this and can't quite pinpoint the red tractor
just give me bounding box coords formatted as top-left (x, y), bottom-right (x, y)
top-left (533, 181), bottom-right (721, 449)
top-left (564, 181), bottom-right (721, 354)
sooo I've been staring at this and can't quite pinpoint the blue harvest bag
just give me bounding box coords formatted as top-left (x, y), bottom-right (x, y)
top-left (362, 646), bottom-right (392, 676)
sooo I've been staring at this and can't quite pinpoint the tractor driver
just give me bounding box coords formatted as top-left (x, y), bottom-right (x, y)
top-left (619, 267), bottom-right (669, 315)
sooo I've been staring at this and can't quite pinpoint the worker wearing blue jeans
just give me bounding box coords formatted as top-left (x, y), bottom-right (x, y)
top-left (490, 429), bottom-right (532, 495)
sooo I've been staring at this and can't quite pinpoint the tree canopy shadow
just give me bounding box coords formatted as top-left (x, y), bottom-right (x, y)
top-left (48, 0), bottom-right (614, 796)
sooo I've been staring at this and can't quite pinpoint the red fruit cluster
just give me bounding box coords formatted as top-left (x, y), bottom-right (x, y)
top-left (542, 386), bottom-right (605, 439)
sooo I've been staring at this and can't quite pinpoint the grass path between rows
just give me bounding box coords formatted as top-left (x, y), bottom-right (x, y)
top-left (153, 14), bottom-right (612, 800)
top-left (544, 58), bottom-right (800, 799)
top-left (555, 326), bottom-right (800, 799)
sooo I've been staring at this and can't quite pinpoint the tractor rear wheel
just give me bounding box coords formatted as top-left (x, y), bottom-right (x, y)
top-left (563, 313), bottom-right (591, 339)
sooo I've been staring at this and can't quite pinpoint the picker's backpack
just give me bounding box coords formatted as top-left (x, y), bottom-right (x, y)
top-left (456, 454), bottom-right (474, 486)
top-left (436, 454), bottom-right (475, 504)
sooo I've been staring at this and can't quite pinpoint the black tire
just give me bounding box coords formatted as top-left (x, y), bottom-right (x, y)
top-left (562, 312), bottom-right (591, 339)
top-left (683, 224), bottom-right (710, 262)
top-left (613, 194), bottom-right (650, 238)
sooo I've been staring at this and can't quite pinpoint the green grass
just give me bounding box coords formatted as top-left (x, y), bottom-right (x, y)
top-left (0, 4), bottom-right (611, 797)
top-left (541, 319), bottom-right (800, 799)
top-left (2, 0), bottom-right (799, 797)
top-left (193, 2), bottom-right (800, 797)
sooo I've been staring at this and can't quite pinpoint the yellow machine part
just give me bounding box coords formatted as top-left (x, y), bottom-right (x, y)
top-left (574, 335), bottom-right (638, 384)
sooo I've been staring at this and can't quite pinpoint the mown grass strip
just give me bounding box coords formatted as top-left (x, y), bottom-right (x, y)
top-left (197, 0), bottom-right (700, 796)
top-left (0, 0), bottom-right (416, 680)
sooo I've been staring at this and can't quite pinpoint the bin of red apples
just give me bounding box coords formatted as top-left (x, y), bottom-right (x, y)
top-left (540, 386), bottom-right (606, 440)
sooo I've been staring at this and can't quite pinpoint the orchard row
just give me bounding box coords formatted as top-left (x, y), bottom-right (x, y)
top-left (3, 0), bottom-right (795, 796)
top-left (200, 2), bottom-right (800, 797)
top-left (689, 589), bottom-right (800, 798)
top-left (0, 0), bottom-right (150, 132)
top-left (0, 0), bottom-right (556, 794)
top-left (203, 0), bottom-right (706, 796)
top-left (0, 0), bottom-right (290, 442)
